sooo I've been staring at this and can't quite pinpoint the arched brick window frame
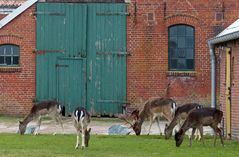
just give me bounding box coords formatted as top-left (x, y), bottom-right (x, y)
top-left (165, 15), bottom-right (199, 73)
top-left (0, 35), bottom-right (23, 72)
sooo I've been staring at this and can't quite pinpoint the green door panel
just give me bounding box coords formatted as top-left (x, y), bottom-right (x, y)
top-left (36, 3), bottom-right (126, 115)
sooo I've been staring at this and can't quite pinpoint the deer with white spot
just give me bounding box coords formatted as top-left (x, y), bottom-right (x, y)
top-left (73, 107), bottom-right (91, 149)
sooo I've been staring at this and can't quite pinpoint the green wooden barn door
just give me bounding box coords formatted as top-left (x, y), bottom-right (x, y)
top-left (36, 3), bottom-right (127, 115)
top-left (56, 58), bottom-right (86, 113)
top-left (87, 4), bottom-right (127, 116)
top-left (36, 3), bottom-right (87, 113)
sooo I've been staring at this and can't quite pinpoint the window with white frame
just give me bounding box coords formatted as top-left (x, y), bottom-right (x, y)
top-left (0, 44), bottom-right (20, 66)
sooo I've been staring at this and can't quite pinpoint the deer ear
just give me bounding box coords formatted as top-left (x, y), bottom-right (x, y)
top-left (88, 128), bottom-right (91, 133)
top-left (18, 121), bottom-right (23, 124)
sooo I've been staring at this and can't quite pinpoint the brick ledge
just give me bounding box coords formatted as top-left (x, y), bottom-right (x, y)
top-left (0, 67), bottom-right (22, 73)
top-left (167, 71), bottom-right (196, 77)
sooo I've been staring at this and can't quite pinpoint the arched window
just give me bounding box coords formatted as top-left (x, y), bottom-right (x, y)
top-left (168, 25), bottom-right (195, 71)
top-left (0, 44), bottom-right (20, 66)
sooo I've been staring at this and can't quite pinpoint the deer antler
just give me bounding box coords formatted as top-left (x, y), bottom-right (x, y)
top-left (117, 114), bottom-right (134, 128)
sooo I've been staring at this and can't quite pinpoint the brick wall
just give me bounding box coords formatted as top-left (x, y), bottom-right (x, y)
top-left (127, 0), bottom-right (239, 108)
top-left (0, 5), bottom-right (36, 116)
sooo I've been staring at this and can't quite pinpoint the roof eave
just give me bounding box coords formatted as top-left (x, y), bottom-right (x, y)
top-left (0, 0), bottom-right (38, 29)
top-left (208, 31), bottom-right (239, 46)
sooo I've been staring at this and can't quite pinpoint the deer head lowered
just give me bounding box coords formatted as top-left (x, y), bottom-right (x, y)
top-left (164, 103), bottom-right (202, 139)
top-left (73, 107), bottom-right (91, 149)
top-left (174, 107), bottom-right (224, 147)
top-left (121, 97), bottom-right (177, 136)
top-left (19, 100), bottom-right (64, 135)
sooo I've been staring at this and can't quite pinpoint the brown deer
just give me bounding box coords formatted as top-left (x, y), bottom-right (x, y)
top-left (164, 103), bottom-right (202, 139)
top-left (122, 97), bottom-right (177, 135)
top-left (19, 100), bottom-right (64, 135)
top-left (175, 107), bottom-right (224, 147)
top-left (73, 107), bottom-right (91, 149)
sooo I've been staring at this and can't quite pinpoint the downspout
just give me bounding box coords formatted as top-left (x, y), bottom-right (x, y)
top-left (208, 43), bottom-right (216, 108)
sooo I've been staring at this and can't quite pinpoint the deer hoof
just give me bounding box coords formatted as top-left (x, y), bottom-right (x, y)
top-left (75, 145), bottom-right (79, 149)
top-left (53, 132), bottom-right (57, 135)
top-left (81, 146), bottom-right (85, 150)
top-left (34, 132), bottom-right (39, 136)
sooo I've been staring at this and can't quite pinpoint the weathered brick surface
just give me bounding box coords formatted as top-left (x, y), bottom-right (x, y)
top-left (0, 5), bottom-right (36, 116)
top-left (127, 0), bottom-right (239, 108)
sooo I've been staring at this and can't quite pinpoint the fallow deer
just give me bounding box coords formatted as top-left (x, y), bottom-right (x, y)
top-left (175, 107), bottom-right (224, 147)
top-left (164, 103), bottom-right (202, 139)
top-left (73, 107), bottom-right (91, 149)
top-left (122, 97), bottom-right (177, 135)
top-left (19, 100), bottom-right (64, 135)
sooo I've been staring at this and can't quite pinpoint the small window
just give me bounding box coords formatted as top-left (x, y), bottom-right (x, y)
top-left (168, 25), bottom-right (195, 71)
top-left (0, 45), bottom-right (20, 66)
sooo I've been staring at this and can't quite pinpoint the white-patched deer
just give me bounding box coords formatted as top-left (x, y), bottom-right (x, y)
top-left (122, 97), bottom-right (177, 135)
top-left (175, 107), bottom-right (224, 147)
top-left (73, 107), bottom-right (91, 149)
top-left (164, 103), bottom-right (202, 139)
top-left (19, 100), bottom-right (64, 135)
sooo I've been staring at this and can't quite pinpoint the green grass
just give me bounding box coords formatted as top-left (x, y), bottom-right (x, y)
top-left (0, 134), bottom-right (238, 157)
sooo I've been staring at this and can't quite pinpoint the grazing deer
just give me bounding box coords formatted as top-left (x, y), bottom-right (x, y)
top-left (164, 103), bottom-right (202, 139)
top-left (122, 97), bottom-right (177, 135)
top-left (175, 107), bottom-right (224, 147)
top-left (18, 100), bottom-right (64, 135)
top-left (73, 107), bottom-right (91, 149)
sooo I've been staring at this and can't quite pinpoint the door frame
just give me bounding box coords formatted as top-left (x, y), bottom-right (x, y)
top-left (225, 47), bottom-right (231, 139)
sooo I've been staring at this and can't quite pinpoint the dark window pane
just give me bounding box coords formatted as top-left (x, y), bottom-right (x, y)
top-left (5, 56), bottom-right (11, 65)
top-left (13, 56), bottom-right (19, 65)
top-left (186, 26), bottom-right (194, 36)
top-left (186, 37), bottom-right (194, 48)
top-left (178, 49), bottom-right (186, 58)
top-left (12, 45), bottom-right (20, 55)
top-left (169, 37), bottom-right (177, 48)
top-left (168, 25), bottom-right (195, 71)
top-left (170, 48), bottom-right (178, 59)
top-left (178, 37), bottom-right (185, 48)
top-left (177, 25), bottom-right (185, 36)
top-left (0, 56), bottom-right (4, 64)
top-left (186, 49), bottom-right (194, 59)
top-left (187, 59), bottom-right (194, 70)
top-left (5, 46), bottom-right (12, 55)
top-left (0, 46), bottom-right (4, 55)
top-left (170, 59), bottom-right (177, 69)
top-left (178, 59), bottom-right (186, 69)
top-left (169, 26), bottom-right (177, 37)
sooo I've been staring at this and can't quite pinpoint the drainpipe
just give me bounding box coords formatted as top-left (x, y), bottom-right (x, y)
top-left (208, 43), bottom-right (216, 108)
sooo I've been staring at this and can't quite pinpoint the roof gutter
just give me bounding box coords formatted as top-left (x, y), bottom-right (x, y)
top-left (208, 30), bottom-right (239, 108)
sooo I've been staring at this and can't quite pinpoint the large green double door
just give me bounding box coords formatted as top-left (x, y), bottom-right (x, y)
top-left (36, 3), bottom-right (127, 115)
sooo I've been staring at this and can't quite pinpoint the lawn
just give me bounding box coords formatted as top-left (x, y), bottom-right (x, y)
top-left (0, 134), bottom-right (238, 157)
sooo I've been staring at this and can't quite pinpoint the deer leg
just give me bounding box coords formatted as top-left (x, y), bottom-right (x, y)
top-left (75, 130), bottom-right (80, 149)
top-left (189, 128), bottom-right (196, 147)
top-left (194, 129), bottom-right (200, 141)
top-left (198, 126), bottom-right (204, 145)
top-left (156, 117), bottom-right (162, 135)
top-left (81, 127), bottom-right (86, 149)
top-left (53, 115), bottom-right (64, 135)
top-left (213, 126), bottom-right (224, 146)
top-left (34, 116), bottom-right (42, 135)
top-left (147, 117), bottom-right (154, 135)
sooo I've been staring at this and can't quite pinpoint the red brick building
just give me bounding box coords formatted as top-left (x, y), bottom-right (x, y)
top-left (209, 19), bottom-right (239, 140)
top-left (0, 0), bottom-right (36, 115)
top-left (127, 0), bottom-right (239, 108)
top-left (1, 0), bottom-right (239, 116)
